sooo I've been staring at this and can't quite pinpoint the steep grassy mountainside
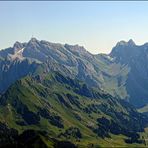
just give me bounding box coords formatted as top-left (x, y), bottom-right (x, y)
top-left (0, 72), bottom-right (147, 147)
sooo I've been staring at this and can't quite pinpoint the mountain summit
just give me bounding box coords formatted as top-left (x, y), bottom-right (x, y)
top-left (115, 39), bottom-right (136, 47)
top-left (110, 39), bottom-right (148, 63)
top-left (110, 39), bottom-right (148, 108)
top-left (128, 39), bottom-right (136, 46)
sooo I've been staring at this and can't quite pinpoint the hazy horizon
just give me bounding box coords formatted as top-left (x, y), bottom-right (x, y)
top-left (1, 1), bottom-right (148, 54)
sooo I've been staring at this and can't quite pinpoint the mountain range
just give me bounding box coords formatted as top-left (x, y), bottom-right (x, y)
top-left (0, 38), bottom-right (148, 147)
top-left (1, 38), bottom-right (148, 108)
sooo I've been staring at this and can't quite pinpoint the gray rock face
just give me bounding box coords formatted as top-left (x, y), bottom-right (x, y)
top-left (0, 38), bottom-right (108, 93)
top-left (0, 59), bottom-right (39, 93)
top-left (110, 40), bottom-right (148, 107)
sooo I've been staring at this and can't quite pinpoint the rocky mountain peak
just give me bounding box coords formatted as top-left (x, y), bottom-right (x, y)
top-left (29, 37), bottom-right (38, 43)
top-left (13, 41), bottom-right (23, 49)
top-left (115, 39), bottom-right (135, 47)
top-left (27, 37), bottom-right (39, 47)
top-left (13, 41), bottom-right (24, 53)
top-left (127, 39), bottom-right (135, 46)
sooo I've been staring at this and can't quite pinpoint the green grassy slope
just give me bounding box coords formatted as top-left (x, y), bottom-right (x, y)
top-left (0, 72), bottom-right (147, 147)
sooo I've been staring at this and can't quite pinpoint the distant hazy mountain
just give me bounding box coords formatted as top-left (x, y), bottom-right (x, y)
top-left (110, 39), bottom-right (148, 108)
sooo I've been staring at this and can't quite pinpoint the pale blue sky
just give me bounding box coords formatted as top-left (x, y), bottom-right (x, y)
top-left (0, 1), bottom-right (148, 54)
